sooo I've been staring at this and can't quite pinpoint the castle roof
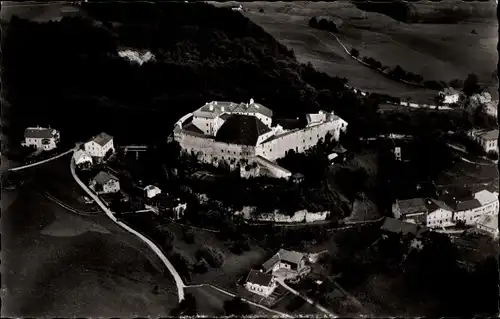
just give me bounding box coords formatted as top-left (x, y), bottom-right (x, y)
top-left (215, 114), bottom-right (271, 146)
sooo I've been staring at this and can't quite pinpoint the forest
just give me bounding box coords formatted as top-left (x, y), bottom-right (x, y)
top-left (2, 1), bottom-right (482, 148)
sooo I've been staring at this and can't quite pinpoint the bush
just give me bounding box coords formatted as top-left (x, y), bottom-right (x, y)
top-left (182, 227), bottom-right (195, 244)
top-left (193, 257), bottom-right (209, 273)
top-left (169, 250), bottom-right (193, 281)
top-left (259, 8), bottom-right (264, 13)
top-left (350, 48), bottom-right (359, 58)
top-left (195, 245), bottom-right (225, 268)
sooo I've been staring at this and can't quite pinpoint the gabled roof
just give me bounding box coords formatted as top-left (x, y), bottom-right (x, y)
top-left (396, 198), bottom-right (427, 215)
top-left (144, 185), bottom-right (160, 191)
top-left (277, 249), bottom-right (305, 266)
top-left (89, 132), bottom-right (113, 146)
top-left (93, 171), bottom-right (119, 185)
top-left (24, 127), bottom-right (58, 139)
top-left (215, 115), bottom-right (271, 146)
top-left (474, 189), bottom-right (498, 206)
top-left (73, 149), bottom-right (92, 162)
top-left (439, 87), bottom-right (459, 96)
top-left (476, 129), bottom-right (498, 141)
top-left (426, 198), bottom-right (453, 213)
top-left (183, 122), bottom-right (204, 135)
top-left (262, 253), bottom-right (280, 272)
top-left (220, 113), bottom-right (232, 121)
top-left (231, 101), bottom-right (273, 118)
top-left (332, 144), bottom-right (347, 154)
top-left (454, 199), bottom-right (482, 212)
top-left (381, 217), bottom-right (428, 236)
top-left (246, 269), bottom-right (273, 286)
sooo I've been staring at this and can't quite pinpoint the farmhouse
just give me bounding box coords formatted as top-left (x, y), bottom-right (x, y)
top-left (438, 87), bottom-right (460, 104)
top-left (73, 149), bottom-right (93, 168)
top-left (380, 217), bottom-right (429, 239)
top-left (467, 129), bottom-right (498, 153)
top-left (425, 199), bottom-right (454, 228)
top-left (244, 270), bottom-right (277, 297)
top-left (173, 99), bottom-right (348, 179)
top-left (261, 249), bottom-right (307, 274)
top-left (23, 126), bottom-right (60, 151)
top-left (90, 171), bottom-right (120, 194)
top-left (392, 198), bottom-right (428, 224)
top-left (144, 185), bottom-right (161, 199)
top-left (84, 132), bottom-right (115, 161)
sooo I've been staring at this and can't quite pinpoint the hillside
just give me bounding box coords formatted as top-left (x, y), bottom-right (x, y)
top-left (216, 1), bottom-right (498, 102)
top-left (2, 1), bottom-right (480, 148)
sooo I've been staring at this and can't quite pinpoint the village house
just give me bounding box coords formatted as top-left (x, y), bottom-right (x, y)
top-left (90, 171), bottom-right (120, 194)
top-left (380, 217), bottom-right (429, 249)
top-left (474, 214), bottom-right (499, 239)
top-left (425, 199), bottom-right (454, 228)
top-left (261, 249), bottom-right (308, 275)
top-left (84, 132), bottom-right (115, 161)
top-left (244, 270), bottom-right (277, 297)
top-left (467, 129), bottom-right (498, 153)
top-left (438, 87), bottom-right (460, 104)
top-left (440, 188), bottom-right (498, 225)
top-left (144, 185), bottom-right (162, 199)
top-left (392, 198), bottom-right (428, 224)
top-left (22, 126), bottom-right (60, 151)
top-left (72, 149), bottom-right (93, 169)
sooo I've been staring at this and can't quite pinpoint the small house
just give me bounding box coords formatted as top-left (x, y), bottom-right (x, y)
top-left (425, 199), bottom-right (454, 228)
top-left (438, 88), bottom-right (459, 104)
top-left (144, 185), bottom-right (162, 199)
top-left (90, 171), bottom-right (120, 194)
top-left (292, 172), bottom-right (305, 184)
top-left (244, 270), bottom-right (277, 297)
top-left (73, 149), bottom-right (93, 168)
top-left (23, 126), bottom-right (60, 151)
top-left (261, 249), bottom-right (307, 274)
top-left (153, 195), bottom-right (187, 220)
top-left (84, 132), bottom-right (115, 161)
top-left (392, 198), bottom-right (428, 224)
top-left (380, 217), bottom-right (429, 240)
top-left (467, 129), bottom-right (498, 153)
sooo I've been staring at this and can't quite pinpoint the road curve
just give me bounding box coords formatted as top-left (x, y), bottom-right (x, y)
top-left (69, 156), bottom-right (186, 302)
top-left (8, 148), bottom-right (74, 172)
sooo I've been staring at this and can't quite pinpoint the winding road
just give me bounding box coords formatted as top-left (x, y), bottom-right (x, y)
top-left (8, 148), bottom-right (75, 172)
top-left (69, 157), bottom-right (187, 302)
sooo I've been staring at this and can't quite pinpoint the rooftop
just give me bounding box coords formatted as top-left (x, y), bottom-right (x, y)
top-left (93, 171), bottom-right (119, 185)
top-left (90, 132), bottom-right (113, 146)
top-left (381, 217), bottom-right (428, 236)
top-left (474, 189), bottom-right (498, 206)
top-left (277, 249), bottom-right (305, 266)
top-left (73, 149), bottom-right (91, 162)
top-left (246, 269), bottom-right (273, 286)
top-left (215, 115), bottom-right (271, 146)
top-left (396, 198), bottom-right (427, 215)
top-left (262, 253), bottom-right (280, 272)
top-left (24, 127), bottom-right (58, 139)
top-left (476, 129), bottom-right (498, 141)
top-left (440, 87), bottom-right (459, 96)
top-left (193, 99), bottom-right (273, 119)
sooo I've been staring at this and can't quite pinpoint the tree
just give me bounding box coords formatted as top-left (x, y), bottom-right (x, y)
top-left (259, 8), bottom-right (264, 13)
top-left (350, 48), bottom-right (359, 58)
top-left (182, 227), bottom-right (195, 244)
top-left (193, 257), bottom-right (209, 273)
top-left (463, 73), bottom-right (481, 97)
top-left (449, 78), bottom-right (464, 89)
top-left (156, 225), bottom-right (176, 251)
top-left (308, 17), bottom-right (318, 28)
top-left (223, 297), bottom-right (252, 316)
top-left (195, 245), bottom-right (225, 268)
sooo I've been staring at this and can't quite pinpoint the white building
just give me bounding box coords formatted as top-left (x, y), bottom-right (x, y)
top-left (475, 214), bottom-right (499, 239)
top-left (23, 126), bottom-right (60, 151)
top-left (438, 88), bottom-right (460, 104)
top-left (244, 269), bottom-right (277, 297)
top-left (467, 129), bottom-right (498, 153)
top-left (144, 185), bottom-right (161, 199)
top-left (84, 132), bottom-right (115, 160)
top-left (73, 149), bottom-right (93, 168)
top-left (173, 100), bottom-right (348, 179)
top-left (90, 171), bottom-right (120, 194)
top-left (261, 249), bottom-right (307, 274)
top-left (425, 199), bottom-right (454, 228)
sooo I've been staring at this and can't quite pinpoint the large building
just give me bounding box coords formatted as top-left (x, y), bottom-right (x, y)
top-left (173, 99), bottom-right (347, 179)
top-left (393, 189), bottom-right (499, 228)
top-left (23, 126), bottom-right (60, 151)
top-left (84, 132), bottom-right (115, 161)
top-left (467, 129), bottom-right (498, 153)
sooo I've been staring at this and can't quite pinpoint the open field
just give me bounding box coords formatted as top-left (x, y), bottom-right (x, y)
top-left (435, 159), bottom-right (499, 192)
top-left (163, 221), bottom-right (268, 288)
top-left (212, 1), bottom-right (498, 102)
top-left (185, 285), bottom-right (277, 316)
top-left (1, 188), bottom-right (178, 317)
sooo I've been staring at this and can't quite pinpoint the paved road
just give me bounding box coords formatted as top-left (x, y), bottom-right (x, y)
top-left (70, 156), bottom-right (186, 302)
top-left (8, 148), bottom-right (75, 172)
top-left (276, 278), bottom-right (336, 317)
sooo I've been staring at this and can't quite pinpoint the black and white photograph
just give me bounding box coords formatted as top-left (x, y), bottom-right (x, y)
top-left (1, 0), bottom-right (498, 317)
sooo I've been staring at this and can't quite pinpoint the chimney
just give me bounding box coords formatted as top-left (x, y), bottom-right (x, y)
top-left (221, 106), bottom-right (225, 112)
top-left (209, 105), bottom-right (214, 111)
top-left (250, 98), bottom-right (254, 105)
top-left (214, 101), bottom-right (217, 105)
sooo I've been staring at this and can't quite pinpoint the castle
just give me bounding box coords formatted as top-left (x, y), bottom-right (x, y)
top-left (173, 99), bottom-right (348, 179)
